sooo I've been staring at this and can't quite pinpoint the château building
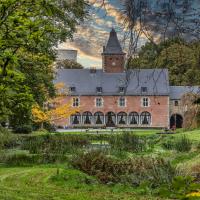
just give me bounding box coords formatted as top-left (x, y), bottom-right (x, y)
top-left (55, 29), bottom-right (199, 129)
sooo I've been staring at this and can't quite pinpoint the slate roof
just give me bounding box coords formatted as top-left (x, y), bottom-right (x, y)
top-left (170, 86), bottom-right (200, 100)
top-left (55, 69), bottom-right (170, 96)
top-left (103, 29), bottom-right (125, 55)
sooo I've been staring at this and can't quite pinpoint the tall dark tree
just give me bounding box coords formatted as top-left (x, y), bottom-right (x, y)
top-left (0, 0), bottom-right (87, 128)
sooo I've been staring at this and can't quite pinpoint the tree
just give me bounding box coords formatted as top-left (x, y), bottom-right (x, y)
top-left (0, 0), bottom-right (87, 126)
top-left (56, 59), bottom-right (83, 69)
top-left (131, 39), bottom-right (200, 85)
top-left (32, 83), bottom-right (79, 129)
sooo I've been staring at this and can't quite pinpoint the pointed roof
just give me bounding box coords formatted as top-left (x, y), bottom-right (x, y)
top-left (103, 29), bottom-right (125, 55)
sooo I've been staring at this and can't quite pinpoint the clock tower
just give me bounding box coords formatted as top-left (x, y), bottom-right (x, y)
top-left (102, 29), bottom-right (126, 73)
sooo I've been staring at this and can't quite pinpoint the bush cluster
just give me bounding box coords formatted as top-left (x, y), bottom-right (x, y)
top-left (21, 134), bottom-right (90, 154)
top-left (162, 135), bottom-right (192, 152)
top-left (71, 150), bottom-right (176, 187)
top-left (109, 132), bottom-right (148, 152)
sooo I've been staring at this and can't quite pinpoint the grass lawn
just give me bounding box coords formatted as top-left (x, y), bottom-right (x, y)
top-left (2, 128), bottom-right (200, 200)
top-left (0, 165), bottom-right (162, 200)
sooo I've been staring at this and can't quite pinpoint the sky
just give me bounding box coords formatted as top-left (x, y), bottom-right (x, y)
top-left (58, 0), bottom-right (200, 68)
top-left (58, 0), bottom-right (136, 68)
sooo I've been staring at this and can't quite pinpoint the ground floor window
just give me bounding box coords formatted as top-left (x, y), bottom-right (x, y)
top-left (70, 111), bottom-right (152, 126)
top-left (94, 112), bottom-right (104, 124)
top-left (71, 112), bottom-right (81, 124)
top-left (117, 112), bottom-right (127, 124)
top-left (129, 112), bottom-right (139, 125)
top-left (106, 112), bottom-right (116, 126)
top-left (140, 112), bottom-right (151, 125)
top-left (82, 111), bottom-right (93, 124)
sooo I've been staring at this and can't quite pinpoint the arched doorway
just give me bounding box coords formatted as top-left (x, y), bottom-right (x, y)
top-left (117, 112), bottom-right (127, 125)
top-left (129, 112), bottom-right (139, 125)
top-left (170, 114), bottom-right (183, 128)
top-left (71, 112), bottom-right (81, 125)
top-left (94, 112), bottom-right (104, 125)
top-left (105, 112), bottom-right (116, 127)
top-left (82, 111), bottom-right (93, 124)
top-left (140, 112), bottom-right (151, 125)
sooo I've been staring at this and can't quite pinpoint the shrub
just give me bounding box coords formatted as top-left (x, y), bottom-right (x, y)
top-left (0, 127), bottom-right (18, 149)
top-left (21, 134), bottom-right (90, 154)
top-left (161, 135), bottom-right (192, 152)
top-left (0, 152), bottom-right (39, 166)
top-left (109, 132), bottom-right (147, 152)
top-left (71, 150), bottom-right (176, 187)
top-left (14, 124), bottom-right (32, 134)
top-left (174, 135), bottom-right (192, 152)
top-left (161, 139), bottom-right (174, 150)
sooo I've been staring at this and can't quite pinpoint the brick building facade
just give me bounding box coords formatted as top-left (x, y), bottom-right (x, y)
top-left (55, 29), bottom-right (199, 129)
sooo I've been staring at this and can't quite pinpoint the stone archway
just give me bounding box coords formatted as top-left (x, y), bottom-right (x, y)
top-left (170, 114), bottom-right (183, 128)
top-left (105, 112), bottom-right (116, 127)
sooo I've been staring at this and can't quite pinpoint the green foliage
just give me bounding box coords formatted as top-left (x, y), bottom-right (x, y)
top-left (56, 59), bottom-right (83, 69)
top-left (161, 135), bottom-right (192, 152)
top-left (0, 126), bottom-right (18, 149)
top-left (174, 136), bottom-right (192, 152)
top-left (109, 132), bottom-right (148, 152)
top-left (14, 124), bottom-right (32, 134)
top-left (131, 38), bottom-right (200, 85)
top-left (71, 150), bottom-right (176, 186)
top-left (21, 134), bottom-right (90, 154)
top-left (0, 151), bottom-right (68, 165)
top-left (157, 176), bottom-right (200, 199)
top-left (0, 0), bottom-right (87, 126)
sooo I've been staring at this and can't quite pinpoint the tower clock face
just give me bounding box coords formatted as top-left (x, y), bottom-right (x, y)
top-left (112, 62), bottom-right (116, 66)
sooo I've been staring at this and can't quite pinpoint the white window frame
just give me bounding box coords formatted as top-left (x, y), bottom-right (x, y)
top-left (95, 97), bottom-right (103, 108)
top-left (118, 97), bottom-right (126, 107)
top-left (141, 97), bottom-right (150, 107)
top-left (72, 97), bottom-right (80, 107)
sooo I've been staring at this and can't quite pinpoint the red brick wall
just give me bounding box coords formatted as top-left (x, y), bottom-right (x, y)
top-left (57, 95), bottom-right (169, 128)
top-left (103, 55), bottom-right (125, 73)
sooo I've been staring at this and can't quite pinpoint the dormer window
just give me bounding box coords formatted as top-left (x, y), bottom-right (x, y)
top-left (141, 87), bottom-right (147, 93)
top-left (119, 87), bottom-right (125, 93)
top-left (96, 87), bottom-right (102, 93)
top-left (70, 87), bottom-right (76, 92)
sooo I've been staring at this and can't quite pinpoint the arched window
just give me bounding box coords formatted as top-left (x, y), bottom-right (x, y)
top-left (105, 112), bottom-right (116, 127)
top-left (129, 112), bottom-right (139, 125)
top-left (140, 112), bottom-right (151, 125)
top-left (94, 112), bottom-right (104, 124)
top-left (71, 112), bottom-right (81, 125)
top-left (82, 112), bottom-right (93, 124)
top-left (117, 112), bottom-right (127, 124)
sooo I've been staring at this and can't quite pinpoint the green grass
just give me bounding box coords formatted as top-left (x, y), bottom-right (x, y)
top-left (0, 165), bottom-right (162, 200)
top-left (3, 128), bottom-right (200, 200)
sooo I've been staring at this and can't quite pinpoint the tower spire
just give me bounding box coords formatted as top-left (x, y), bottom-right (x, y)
top-left (102, 29), bottom-right (126, 73)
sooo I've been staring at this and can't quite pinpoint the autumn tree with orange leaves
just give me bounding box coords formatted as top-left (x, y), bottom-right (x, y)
top-left (32, 82), bottom-right (79, 129)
